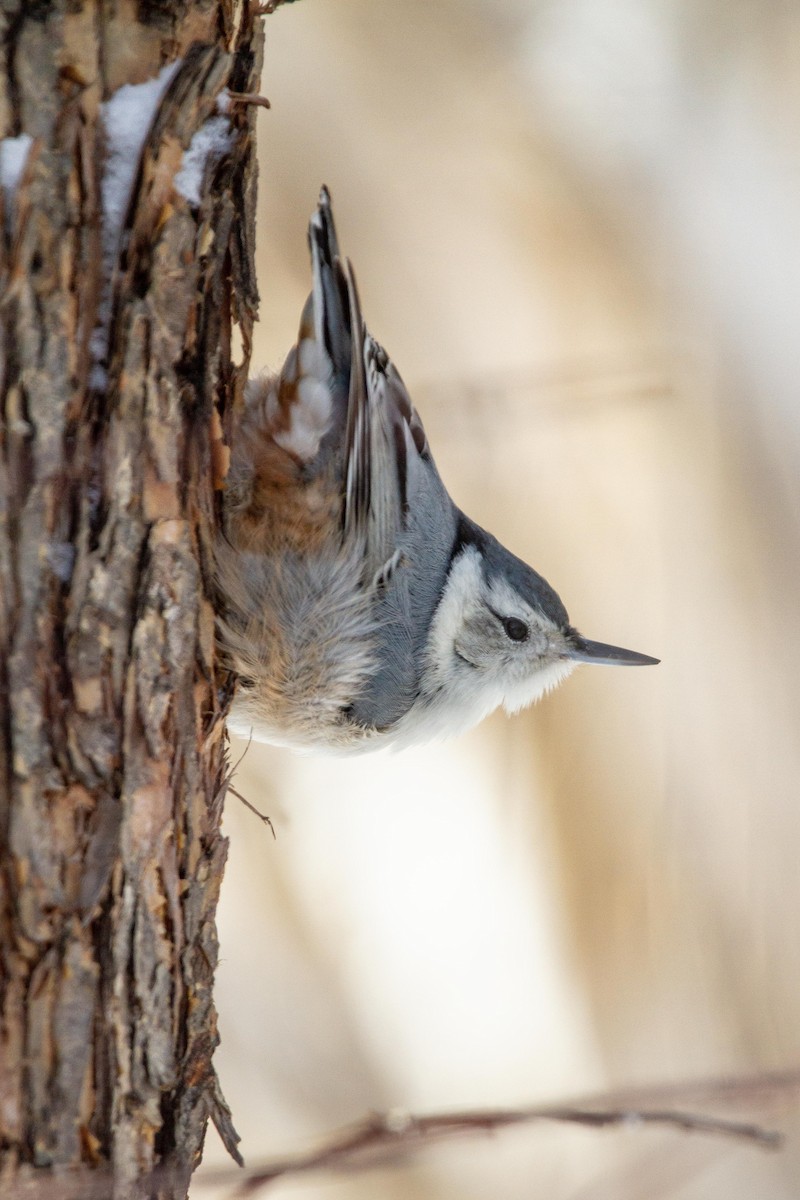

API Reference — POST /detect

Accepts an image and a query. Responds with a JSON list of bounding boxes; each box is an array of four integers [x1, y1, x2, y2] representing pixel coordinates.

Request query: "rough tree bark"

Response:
[[0, 3, 262, 1196]]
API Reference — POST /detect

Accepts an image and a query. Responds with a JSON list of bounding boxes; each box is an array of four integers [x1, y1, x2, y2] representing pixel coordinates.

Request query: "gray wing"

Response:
[[344, 318, 459, 729], [309, 188, 459, 729], [342, 293, 424, 585]]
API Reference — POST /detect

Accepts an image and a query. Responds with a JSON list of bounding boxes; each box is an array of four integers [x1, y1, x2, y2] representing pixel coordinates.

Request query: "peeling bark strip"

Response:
[[0, 4, 262, 1197]]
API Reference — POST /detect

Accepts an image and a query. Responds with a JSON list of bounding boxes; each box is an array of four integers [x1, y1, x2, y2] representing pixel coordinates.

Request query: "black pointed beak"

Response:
[[568, 637, 660, 667]]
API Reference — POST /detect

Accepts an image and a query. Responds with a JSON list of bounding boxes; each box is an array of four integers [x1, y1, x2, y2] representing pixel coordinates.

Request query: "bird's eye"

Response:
[[502, 616, 529, 642]]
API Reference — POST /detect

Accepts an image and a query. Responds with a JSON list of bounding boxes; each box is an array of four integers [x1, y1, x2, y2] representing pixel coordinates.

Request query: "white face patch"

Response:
[[425, 547, 485, 676], [415, 545, 575, 738], [501, 657, 577, 713]]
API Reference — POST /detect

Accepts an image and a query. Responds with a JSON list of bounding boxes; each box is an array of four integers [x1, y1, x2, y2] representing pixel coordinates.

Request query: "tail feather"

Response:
[[308, 190, 373, 546], [308, 185, 351, 382]]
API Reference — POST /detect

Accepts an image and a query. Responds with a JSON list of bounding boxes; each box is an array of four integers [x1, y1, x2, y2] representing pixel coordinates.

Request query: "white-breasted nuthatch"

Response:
[[216, 187, 658, 752]]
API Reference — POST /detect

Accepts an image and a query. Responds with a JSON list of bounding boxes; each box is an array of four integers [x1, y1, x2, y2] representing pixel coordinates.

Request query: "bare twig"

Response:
[[225, 730, 276, 836], [228, 1109, 778, 1196], [188, 1069, 800, 1196], [229, 785, 276, 839], [227, 91, 272, 109]]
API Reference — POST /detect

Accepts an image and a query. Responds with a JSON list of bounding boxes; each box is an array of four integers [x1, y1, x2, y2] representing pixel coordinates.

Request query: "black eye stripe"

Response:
[[502, 616, 529, 642]]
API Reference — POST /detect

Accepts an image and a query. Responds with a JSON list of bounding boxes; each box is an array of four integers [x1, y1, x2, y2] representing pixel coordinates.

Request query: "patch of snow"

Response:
[[90, 59, 182, 391], [0, 133, 33, 228], [101, 60, 181, 265], [174, 115, 234, 206], [48, 541, 76, 583]]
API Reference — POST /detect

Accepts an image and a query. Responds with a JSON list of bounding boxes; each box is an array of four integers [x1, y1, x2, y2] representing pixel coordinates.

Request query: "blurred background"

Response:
[[197, 2, 800, 1196]]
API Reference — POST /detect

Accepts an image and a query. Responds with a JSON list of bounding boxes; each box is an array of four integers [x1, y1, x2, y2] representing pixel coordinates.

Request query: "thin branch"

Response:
[[228, 785, 276, 838], [227, 91, 272, 109], [224, 729, 277, 837], [189, 1069, 800, 1196], [228, 1109, 778, 1196]]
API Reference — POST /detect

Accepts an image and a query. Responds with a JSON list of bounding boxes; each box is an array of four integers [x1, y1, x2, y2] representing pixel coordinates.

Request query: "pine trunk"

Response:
[[0, 3, 262, 1196]]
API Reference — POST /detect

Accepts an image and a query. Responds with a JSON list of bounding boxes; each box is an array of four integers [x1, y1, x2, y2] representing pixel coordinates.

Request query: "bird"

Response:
[[215, 187, 658, 752]]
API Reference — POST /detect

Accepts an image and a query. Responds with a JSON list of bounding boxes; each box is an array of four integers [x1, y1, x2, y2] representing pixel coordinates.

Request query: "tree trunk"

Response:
[[0, 4, 262, 1196]]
